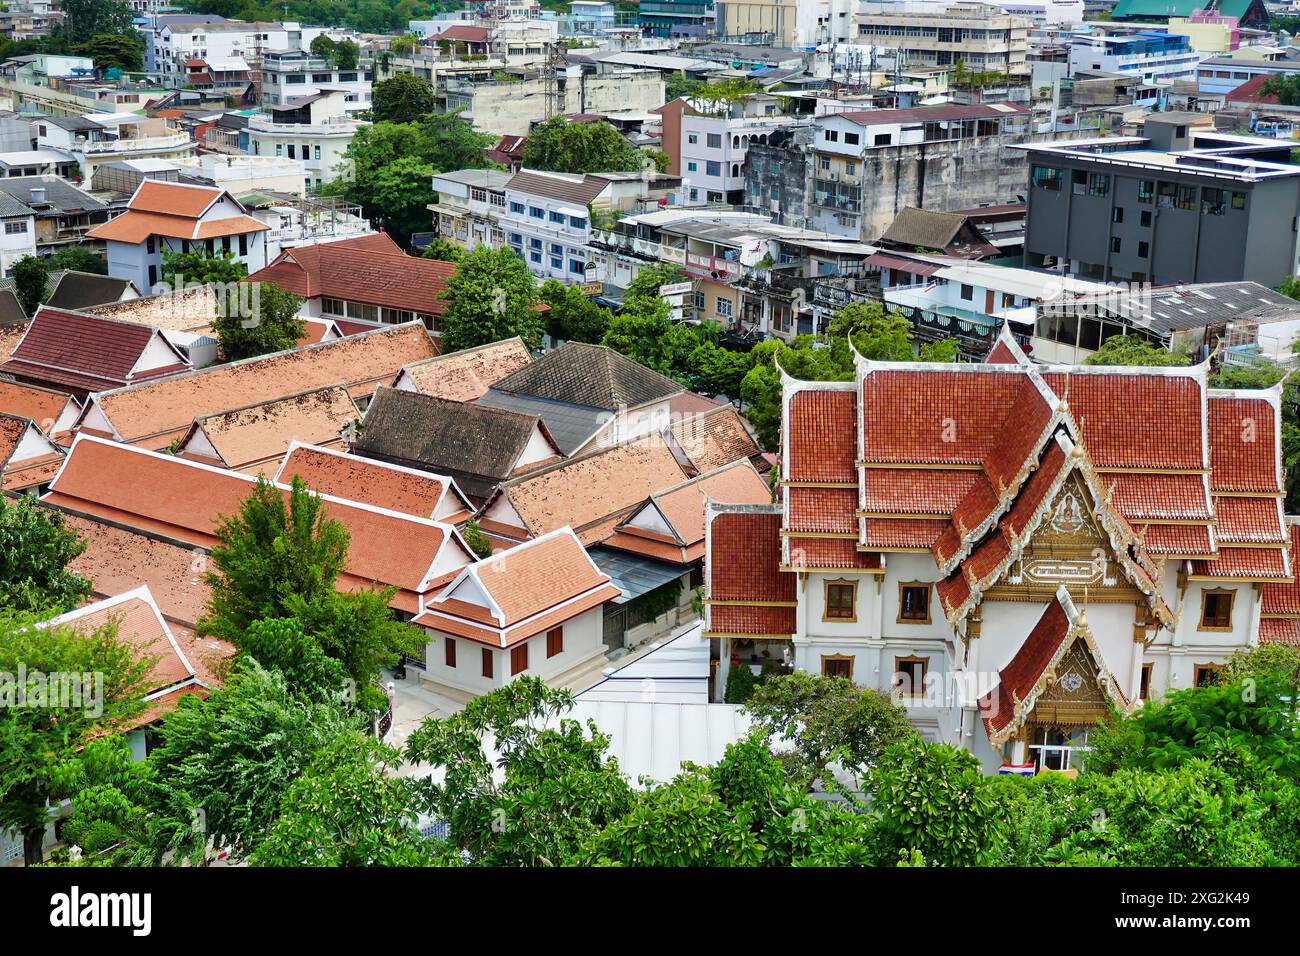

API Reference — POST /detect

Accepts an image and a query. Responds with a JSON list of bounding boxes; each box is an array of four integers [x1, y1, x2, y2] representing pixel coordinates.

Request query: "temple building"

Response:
[[703, 327, 1296, 773]]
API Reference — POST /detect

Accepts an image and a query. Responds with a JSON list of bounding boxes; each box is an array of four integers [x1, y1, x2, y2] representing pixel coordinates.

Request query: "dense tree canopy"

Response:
[[371, 73, 438, 124], [439, 245, 544, 352], [0, 496, 92, 614], [521, 117, 649, 175], [213, 282, 304, 361]]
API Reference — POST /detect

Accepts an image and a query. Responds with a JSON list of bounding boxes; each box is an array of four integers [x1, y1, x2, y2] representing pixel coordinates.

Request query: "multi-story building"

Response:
[[1068, 31, 1202, 85], [638, 0, 715, 38], [149, 19, 339, 90], [259, 49, 374, 114], [714, 0, 856, 48], [855, 1, 1032, 77], [428, 169, 512, 251], [33, 112, 194, 182], [657, 97, 801, 205], [501, 168, 683, 285], [1020, 115, 1300, 286], [754, 102, 1060, 240], [245, 90, 367, 193], [704, 329, 1298, 770]]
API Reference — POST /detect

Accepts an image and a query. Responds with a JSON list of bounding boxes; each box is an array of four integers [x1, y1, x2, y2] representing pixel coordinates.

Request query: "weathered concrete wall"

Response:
[[462, 72, 665, 137], [842, 129, 1098, 240]]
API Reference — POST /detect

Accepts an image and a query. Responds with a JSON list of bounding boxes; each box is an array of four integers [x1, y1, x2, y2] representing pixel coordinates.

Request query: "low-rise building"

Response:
[[0, 176, 112, 260], [1068, 30, 1202, 85], [428, 168, 511, 252], [85, 179, 270, 292], [854, 1, 1032, 77], [245, 90, 367, 192], [259, 49, 374, 114]]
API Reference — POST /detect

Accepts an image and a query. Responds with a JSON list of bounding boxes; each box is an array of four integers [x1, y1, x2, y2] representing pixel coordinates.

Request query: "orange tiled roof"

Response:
[[1260, 618, 1300, 645], [275, 443, 471, 523], [1213, 496, 1287, 545], [605, 460, 770, 563], [398, 337, 533, 402], [1262, 525, 1300, 615], [87, 209, 268, 244], [42, 436, 472, 609], [491, 434, 688, 542], [704, 504, 795, 638], [0, 380, 79, 432], [179, 385, 358, 473], [669, 405, 764, 474], [82, 323, 438, 449], [247, 239, 457, 316], [787, 387, 856, 482], [1190, 547, 1292, 581], [1208, 393, 1284, 494], [786, 485, 856, 535], [416, 527, 618, 647]]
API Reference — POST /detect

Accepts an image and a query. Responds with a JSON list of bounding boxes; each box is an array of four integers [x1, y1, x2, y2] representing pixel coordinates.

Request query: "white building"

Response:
[[0, 189, 37, 277], [1068, 32, 1203, 86], [679, 109, 800, 205], [245, 90, 367, 192], [411, 527, 621, 699], [85, 180, 270, 293], [151, 20, 339, 89], [704, 328, 1298, 773], [259, 49, 374, 114]]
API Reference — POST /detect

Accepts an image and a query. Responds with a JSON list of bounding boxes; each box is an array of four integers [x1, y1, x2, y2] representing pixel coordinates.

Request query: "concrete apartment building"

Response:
[[259, 49, 374, 114], [148, 19, 340, 89], [744, 102, 1087, 240], [713, 0, 857, 49], [1020, 115, 1300, 287], [657, 97, 800, 205], [246, 90, 366, 192], [854, 1, 1032, 77], [1068, 31, 1202, 85]]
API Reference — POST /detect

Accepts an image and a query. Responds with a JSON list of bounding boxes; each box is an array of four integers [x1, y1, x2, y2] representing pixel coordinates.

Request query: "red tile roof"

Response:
[[1208, 393, 1283, 494], [275, 442, 472, 523], [247, 237, 457, 316], [415, 527, 619, 647], [704, 504, 795, 638], [86, 181, 268, 245], [43, 436, 473, 612], [0, 307, 190, 393], [82, 322, 437, 449], [397, 337, 533, 402], [786, 386, 856, 482], [1190, 547, 1292, 581]]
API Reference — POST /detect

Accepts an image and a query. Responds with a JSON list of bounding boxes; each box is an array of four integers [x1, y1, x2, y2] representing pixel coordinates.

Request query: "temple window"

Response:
[[823, 580, 856, 621], [898, 583, 932, 624], [821, 654, 853, 679], [894, 656, 928, 697], [1198, 589, 1234, 631]]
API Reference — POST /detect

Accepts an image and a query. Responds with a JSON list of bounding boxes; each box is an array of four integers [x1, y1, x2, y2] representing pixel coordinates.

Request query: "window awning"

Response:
[[588, 546, 686, 605], [866, 252, 943, 276]]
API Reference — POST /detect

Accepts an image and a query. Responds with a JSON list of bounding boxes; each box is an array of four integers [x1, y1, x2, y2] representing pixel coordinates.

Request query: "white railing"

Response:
[[81, 132, 191, 153]]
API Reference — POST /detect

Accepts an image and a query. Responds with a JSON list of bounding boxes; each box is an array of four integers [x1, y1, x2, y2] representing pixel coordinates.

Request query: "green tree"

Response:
[[11, 254, 47, 317], [331, 38, 360, 70], [49, 245, 106, 275], [251, 731, 435, 866], [538, 278, 611, 344], [439, 245, 543, 352], [460, 518, 493, 559], [665, 74, 703, 101], [147, 661, 362, 858], [198, 475, 350, 646], [405, 677, 635, 865], [1084, 334, 1190, 367], [59, 0, 134, 46], [0, 611, 153, 864], [369, 155, 437, 241], [521, 116, 646, 174], [869, 738, 1006, 866], [74, 32, 144, 72], [744, 672, 917, 791], [371, 72, 437, 124], [625, 262, 686, 300], [0, 495, 92, 614], [159, 247, 248, 288], [421, 237, 465, 263], [213, 281, 305, 360], [237, 616, 347, 702], [827, 300, 914, 360], [310, 34, 337, 60]]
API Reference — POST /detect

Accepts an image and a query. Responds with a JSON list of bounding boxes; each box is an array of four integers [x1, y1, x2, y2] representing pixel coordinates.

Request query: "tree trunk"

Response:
[[23, 827, 44, 867]]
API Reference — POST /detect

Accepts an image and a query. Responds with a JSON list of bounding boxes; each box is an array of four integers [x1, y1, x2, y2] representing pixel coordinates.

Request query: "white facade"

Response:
[[246, 118, 361, 191], [680, 112, 798, 203], [260, 50, 374, 113], [502, 182, 596, 285], [0, 208, 37, 276], [1068, 35, 1203, 85], [153, 21, 338, 88]]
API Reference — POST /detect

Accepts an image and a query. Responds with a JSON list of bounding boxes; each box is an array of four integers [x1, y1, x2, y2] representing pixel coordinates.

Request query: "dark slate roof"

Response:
[[45, 271, 133, 311], [0, 288, 24, 326], [490, 341, 682, 412], [0, 176, 107, 213], [41, 115, 104, 132], [0, 190, 33, 218], [353, 386, 556, 501], [475, 389, 610, 456], [880, 207, 967, 249]]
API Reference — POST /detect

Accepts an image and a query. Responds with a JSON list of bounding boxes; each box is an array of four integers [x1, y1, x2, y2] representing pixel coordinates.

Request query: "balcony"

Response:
[[80, 132, 192, 154]]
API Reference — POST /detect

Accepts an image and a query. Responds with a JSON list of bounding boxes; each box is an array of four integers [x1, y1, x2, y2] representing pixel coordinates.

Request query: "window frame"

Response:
[[897, 582, 932, 624], [822, 578, 857, 622], [893, 655, 928, 698], [1193, 663, 1224, 687], [444, 636, 456, 668], [510, 643, 529, 676], [1198, 588, 1234, 631], [481, 647, 493, 679], [820, 654, 854, 679]]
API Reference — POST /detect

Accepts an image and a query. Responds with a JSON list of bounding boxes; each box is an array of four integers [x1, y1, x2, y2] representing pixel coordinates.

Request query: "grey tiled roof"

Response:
[[491, 341, 682, 412]]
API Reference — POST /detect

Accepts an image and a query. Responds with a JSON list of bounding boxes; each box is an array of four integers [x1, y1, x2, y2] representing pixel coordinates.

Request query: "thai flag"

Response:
[[998, 763, 1036, 776], [922, 279, 938, 294]]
